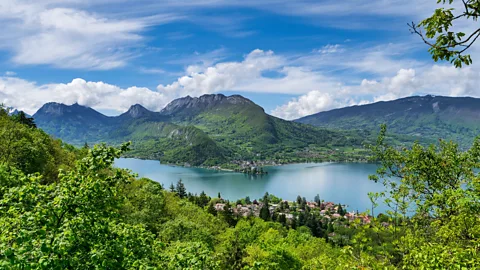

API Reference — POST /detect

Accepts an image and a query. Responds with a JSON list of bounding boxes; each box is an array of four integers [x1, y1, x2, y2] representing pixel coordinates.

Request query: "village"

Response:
[[214, 197, 372, 224]]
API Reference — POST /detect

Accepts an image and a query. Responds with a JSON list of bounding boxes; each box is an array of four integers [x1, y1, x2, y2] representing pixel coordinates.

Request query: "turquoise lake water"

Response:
[[114, 159, 388, 213]]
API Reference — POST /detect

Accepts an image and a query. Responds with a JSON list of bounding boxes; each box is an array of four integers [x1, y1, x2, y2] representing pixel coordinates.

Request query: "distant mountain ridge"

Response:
[[33, 94, 367, 166], [296, 95, 480, 147], [160, 94, 255, 116]]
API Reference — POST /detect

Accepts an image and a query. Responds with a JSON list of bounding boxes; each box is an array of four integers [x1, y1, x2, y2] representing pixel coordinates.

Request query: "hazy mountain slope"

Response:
[[296, 95, 480, 147], [33, 102, 112, 143]]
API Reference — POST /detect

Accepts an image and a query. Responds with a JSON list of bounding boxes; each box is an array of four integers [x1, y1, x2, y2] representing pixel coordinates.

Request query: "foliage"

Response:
[[409, 0, 480, 67], [11, 111, 37, 128], [0, 143, 159, 269], [33, 95, 373, 167], [366, 124, 480, 268], [3, 113, 480, 269], [0, 106, 81, 183], [297, 95, 480, 149]]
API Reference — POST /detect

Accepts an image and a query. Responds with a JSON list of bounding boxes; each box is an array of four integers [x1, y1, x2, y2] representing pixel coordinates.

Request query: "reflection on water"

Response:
[[115, 159, 387, 213]]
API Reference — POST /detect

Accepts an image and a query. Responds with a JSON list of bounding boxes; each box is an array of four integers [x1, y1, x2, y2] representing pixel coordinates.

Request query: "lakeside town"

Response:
[[214, 195, 372, 225]]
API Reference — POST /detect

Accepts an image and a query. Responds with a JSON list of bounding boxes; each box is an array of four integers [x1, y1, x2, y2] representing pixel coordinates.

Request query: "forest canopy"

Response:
[[0, 107, 479, 269]]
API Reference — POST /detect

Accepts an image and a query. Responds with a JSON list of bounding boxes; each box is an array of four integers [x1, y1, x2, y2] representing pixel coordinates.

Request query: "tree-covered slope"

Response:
[[33, 102, 113, 143], [3, 106, 480, 268], [33, 94, 369, 165], [33, 103, 226, 165], [160, 94, 365, 160], [296, 95, 480, 147]]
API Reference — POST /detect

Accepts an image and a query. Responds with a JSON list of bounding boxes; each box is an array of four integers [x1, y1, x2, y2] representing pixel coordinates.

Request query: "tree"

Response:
[[278, 213, 287, 226], [260, 193, 271, 221], [169, 183, 175, 193], [262, 192, 270, 204], [290, 217, 297, 229], [221, 201, 236, 226], [0, 143, 159, 269], [296, 195, 302, 205], [300, 197, 307, 210], [187, 192, 195, 203], [218, 192, 221, 199], [197, 191, 210, 208], [297, 212, 305, 227], [176, 179, 187, 199], [314, 194, 321, 205], [337, 204, 346, 216], [207, 202, 217, 216], [12, 111, 36, 128], [366, 124, 480, 268], [259, 204, 270, 221], [245, 196, 251, 205], [409, 0, 480, 67]]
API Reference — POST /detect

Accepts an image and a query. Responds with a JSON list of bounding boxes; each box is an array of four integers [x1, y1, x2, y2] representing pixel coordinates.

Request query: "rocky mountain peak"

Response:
[[124, 104, 152, 118], [34, 102, 69, 116], [160, 94, 254, 115]]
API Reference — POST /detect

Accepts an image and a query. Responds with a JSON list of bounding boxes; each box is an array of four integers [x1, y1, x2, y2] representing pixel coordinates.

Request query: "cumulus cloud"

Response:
[[271, 66, 480, 120], [157, 49, 286, 96], [2, 45, 480, 120], [0, 77, 170, 115], [158, 49, 346, 96], [271, 91, 343, 120]]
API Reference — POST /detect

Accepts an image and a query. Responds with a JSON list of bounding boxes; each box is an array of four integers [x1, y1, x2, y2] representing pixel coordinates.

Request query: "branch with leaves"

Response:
[[409, 0, 480, 67]]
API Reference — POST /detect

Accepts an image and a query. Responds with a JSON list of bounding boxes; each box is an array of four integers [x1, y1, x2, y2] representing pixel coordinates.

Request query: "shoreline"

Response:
[[119, 156, 374, 173]]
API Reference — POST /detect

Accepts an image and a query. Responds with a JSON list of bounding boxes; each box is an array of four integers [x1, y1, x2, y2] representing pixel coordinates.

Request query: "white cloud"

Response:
[[2, 45, 480, 121], [314, 44, 343, 54], [271, 91, 342, 120], [4, 71, 16, 76], [139, 67, 166, 74], [0, 77, 170, 115], [271, 66, 480, 120], [0, 0, 179, 70], [157, 49, 286, 96]]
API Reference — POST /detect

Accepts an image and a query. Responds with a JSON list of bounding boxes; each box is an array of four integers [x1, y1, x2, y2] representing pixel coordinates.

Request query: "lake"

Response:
[[114, 159, 387, 213]]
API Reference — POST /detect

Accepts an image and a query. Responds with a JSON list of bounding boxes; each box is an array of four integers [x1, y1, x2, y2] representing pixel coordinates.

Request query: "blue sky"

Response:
[[1, 0, 479, 119]]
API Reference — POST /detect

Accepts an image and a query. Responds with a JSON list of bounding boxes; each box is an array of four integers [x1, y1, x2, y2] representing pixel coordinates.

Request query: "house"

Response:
[[356, 215, 372, 224], [323, 202, 335, 210], [307, 202, 317, 208], [345, 212, 356, 221], [215, 203, 226, 211]]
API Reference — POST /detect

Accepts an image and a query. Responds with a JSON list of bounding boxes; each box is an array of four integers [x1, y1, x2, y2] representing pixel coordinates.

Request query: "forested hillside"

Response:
[[297, 95, 480, 148], [2, 105, 480, 269], [33, 94, 372, 167]]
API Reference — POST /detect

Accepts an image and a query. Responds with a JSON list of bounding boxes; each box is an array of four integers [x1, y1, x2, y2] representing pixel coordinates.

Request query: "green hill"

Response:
[[159, 94, 364, 160], [296, 95, 480, 148], [33, 94, 369, 166], [33, 103, 226, 165]]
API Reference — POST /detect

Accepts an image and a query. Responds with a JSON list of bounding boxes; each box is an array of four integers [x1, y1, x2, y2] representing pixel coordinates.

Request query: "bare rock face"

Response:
[[123, 104, 152, 118], [160, 94, 254, 116], [33, 102, 110, 125], [35, 102, 68, 116], [34, 102, 97, 117]]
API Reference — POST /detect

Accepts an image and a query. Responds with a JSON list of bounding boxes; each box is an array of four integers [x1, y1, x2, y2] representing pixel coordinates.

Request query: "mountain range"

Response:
[[33, 94, 480, 166], [296, 95, 480, 147], [33, 94, 367, 166]]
